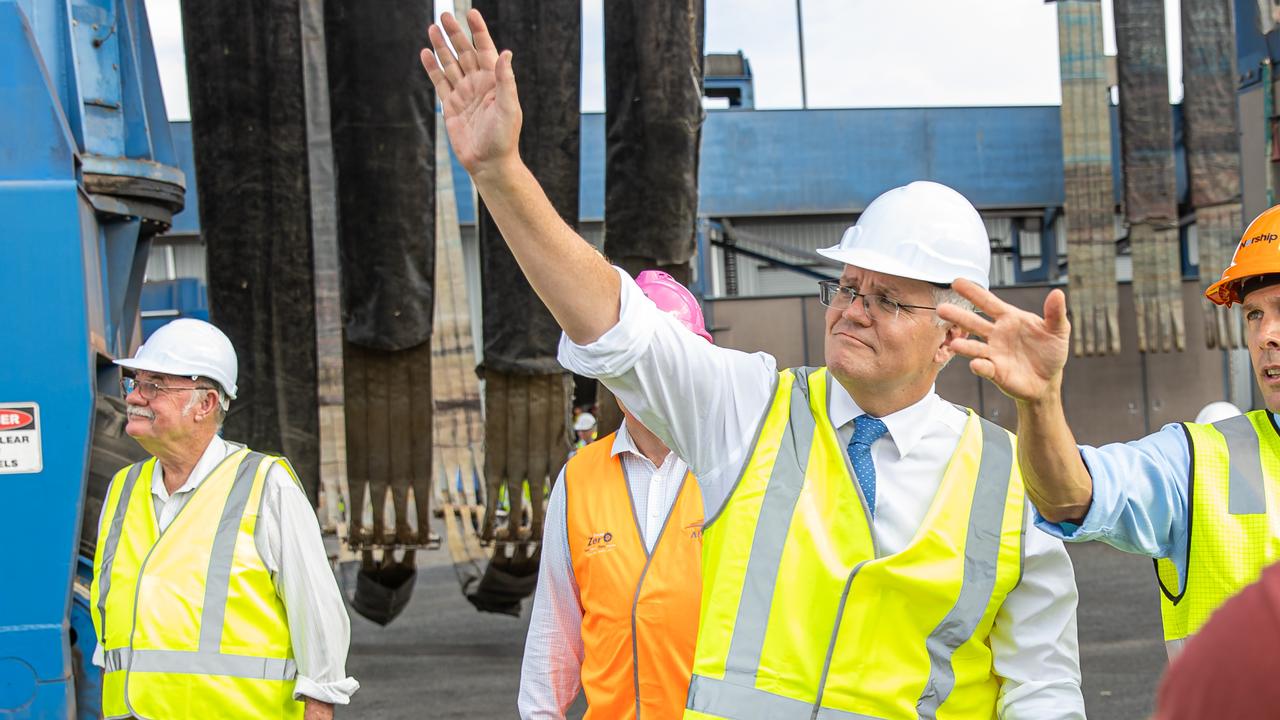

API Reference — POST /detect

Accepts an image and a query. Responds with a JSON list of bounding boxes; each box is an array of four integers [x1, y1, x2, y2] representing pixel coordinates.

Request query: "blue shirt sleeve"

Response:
[[1033, 422, 1191, 591]]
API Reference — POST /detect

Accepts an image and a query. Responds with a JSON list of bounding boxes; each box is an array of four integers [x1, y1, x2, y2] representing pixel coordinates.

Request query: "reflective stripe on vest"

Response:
[[686, 367, 1025, 720], [93, 460, 148, 650], [91, 449, 302, 720], [1156, 411, 1280, 650], [102, 647, 297, 680], [566, 433, 704, 719]]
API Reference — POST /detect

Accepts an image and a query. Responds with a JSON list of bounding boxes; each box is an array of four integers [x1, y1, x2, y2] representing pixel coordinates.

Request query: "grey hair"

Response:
[[932, 286, 974, 328], [183, 379, 230, 428], [932, 285, 975, 369]]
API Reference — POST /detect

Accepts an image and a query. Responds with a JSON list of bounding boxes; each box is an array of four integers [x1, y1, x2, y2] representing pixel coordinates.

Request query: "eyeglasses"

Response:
[[120, 376, 214, 401], [817, 280, 937, 321]]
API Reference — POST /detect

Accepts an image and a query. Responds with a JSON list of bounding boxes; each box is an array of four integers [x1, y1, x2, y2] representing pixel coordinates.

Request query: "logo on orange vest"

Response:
[[685, 518, 704, 541], [584, 531, 616, 556]]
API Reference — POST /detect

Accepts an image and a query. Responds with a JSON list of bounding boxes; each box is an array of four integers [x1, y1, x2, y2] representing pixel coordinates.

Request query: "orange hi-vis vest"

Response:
[[565, 433, 704, 720]]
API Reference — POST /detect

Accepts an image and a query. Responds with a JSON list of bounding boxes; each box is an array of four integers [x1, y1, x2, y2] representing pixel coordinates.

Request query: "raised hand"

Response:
[[938, 279, 1072, 405], [419, 10, 520, 176]]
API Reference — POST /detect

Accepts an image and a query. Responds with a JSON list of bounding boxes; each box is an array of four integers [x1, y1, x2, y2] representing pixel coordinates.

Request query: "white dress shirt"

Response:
[[554, 267, 1085, 719], [92, 435, 359, 705], [518, 421, 690, 720]]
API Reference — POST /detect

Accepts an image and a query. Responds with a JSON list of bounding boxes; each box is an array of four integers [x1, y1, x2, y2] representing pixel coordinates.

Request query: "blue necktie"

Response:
[[847, 414, 888, 516]]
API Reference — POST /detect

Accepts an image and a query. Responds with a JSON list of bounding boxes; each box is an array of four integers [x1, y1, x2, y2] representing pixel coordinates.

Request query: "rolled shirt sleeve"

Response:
[[1033, 423, 1191, 591], [258, 464, 360, 704], [557, 266, 777, 517]]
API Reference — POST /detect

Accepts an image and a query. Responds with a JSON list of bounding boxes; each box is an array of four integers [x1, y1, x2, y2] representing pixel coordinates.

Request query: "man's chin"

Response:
[[124, 418, 153, 437]]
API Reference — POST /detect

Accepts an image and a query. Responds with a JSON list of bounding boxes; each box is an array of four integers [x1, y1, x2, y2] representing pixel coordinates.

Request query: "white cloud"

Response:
[[143, 0, 189, 120]]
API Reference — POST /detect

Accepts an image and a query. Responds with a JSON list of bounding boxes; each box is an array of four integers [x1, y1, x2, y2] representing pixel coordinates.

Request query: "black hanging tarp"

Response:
[[180, 0, 320, 501], [325, 0, 436, 352], [1114, 0, 1185, 352], [603, 0, 705, 278], [1182, 0, 1245, 349], [473, 0, 582, 373]]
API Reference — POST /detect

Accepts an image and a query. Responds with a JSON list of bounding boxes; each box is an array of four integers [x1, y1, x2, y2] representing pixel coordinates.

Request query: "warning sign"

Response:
[[0, 403, 42, 474]]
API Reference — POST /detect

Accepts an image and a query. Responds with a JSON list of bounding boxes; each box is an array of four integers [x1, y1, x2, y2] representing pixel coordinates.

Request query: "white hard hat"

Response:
[[115, 318, 239, 399], [573, 413, 597, 432], [1195, 401, 1242, 425], [816, 181, 991, 289]]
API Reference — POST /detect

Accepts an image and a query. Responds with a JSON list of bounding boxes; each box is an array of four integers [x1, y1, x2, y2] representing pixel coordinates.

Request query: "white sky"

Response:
[[145, 0, 1183, 122]]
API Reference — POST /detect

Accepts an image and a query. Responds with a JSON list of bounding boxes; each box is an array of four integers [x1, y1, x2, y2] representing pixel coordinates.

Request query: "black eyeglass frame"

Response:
[[816, 280, 939, 319], [120, 376, 216, 400]]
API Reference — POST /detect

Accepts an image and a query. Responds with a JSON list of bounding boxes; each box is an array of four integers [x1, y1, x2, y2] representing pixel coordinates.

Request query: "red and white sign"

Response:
[[0, 403, 41, 474]]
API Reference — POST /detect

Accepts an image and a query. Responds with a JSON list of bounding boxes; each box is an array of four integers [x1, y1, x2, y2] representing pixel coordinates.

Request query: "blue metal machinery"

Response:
[[0, 0, 183, 716]]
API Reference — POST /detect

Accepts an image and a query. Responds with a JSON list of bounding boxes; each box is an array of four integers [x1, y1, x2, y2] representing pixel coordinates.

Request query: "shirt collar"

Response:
[[611, 420, 638, 458], [151, 435, 229, 501], [827, 377, 942, 459], [610, 419, 678, 468]]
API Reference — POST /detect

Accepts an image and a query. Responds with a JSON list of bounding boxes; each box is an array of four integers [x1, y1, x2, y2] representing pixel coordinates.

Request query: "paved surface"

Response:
[[344, 540, 1166, 719]]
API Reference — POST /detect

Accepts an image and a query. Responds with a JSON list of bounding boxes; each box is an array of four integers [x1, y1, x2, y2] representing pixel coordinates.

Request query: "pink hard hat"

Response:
[[635, 270, 713, 343]]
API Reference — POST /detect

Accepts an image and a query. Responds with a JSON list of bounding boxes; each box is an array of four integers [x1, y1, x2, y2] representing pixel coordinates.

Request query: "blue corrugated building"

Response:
[[150, 93, 1188, 306]]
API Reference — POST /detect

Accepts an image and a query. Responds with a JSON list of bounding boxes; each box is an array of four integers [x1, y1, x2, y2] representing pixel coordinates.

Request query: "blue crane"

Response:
[[0, 0, 183, 716]]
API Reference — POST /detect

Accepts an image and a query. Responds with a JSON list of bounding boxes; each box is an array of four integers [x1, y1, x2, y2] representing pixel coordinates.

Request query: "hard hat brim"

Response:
[[815, 246, 989, 290], [1204, 275, 1237, 306], [114, 357, 238, 399]]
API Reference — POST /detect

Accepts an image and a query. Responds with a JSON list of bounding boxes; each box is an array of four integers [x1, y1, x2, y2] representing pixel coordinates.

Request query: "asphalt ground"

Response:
[[343, 540, 1167, 719]]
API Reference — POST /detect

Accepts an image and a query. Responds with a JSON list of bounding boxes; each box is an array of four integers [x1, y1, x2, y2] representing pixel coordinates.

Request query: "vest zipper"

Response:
[[628, 472, 694, 719], [810, 560, 869, 720]]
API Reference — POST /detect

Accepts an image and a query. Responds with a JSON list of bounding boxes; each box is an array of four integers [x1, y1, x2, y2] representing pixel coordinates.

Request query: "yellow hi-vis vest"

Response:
[[685, 368, 1026, 720], [90, 448, 304, 720], [1155, 410, 1280, 656]]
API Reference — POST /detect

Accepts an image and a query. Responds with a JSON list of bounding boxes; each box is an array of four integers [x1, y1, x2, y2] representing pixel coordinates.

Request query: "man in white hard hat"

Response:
[[1194, 401, 1243, 425], [89, 319, 357, 720], [572, 412, 597, 449], [421, 11, 1083, 719]]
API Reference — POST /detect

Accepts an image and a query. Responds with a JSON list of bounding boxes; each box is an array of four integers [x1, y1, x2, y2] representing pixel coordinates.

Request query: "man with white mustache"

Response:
[[89, 318, 357, 719]]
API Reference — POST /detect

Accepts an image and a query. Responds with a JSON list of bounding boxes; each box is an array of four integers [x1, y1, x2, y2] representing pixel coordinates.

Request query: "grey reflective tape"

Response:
[[1165, 637, 1187, 660], [199, 452, 268, 652], [129, 648, 296, 680], [722, 369, 817, 680], [686, 675, 888, 720], [103, 647, 131, 673], [915, 416, 1014, 719], [686, 674, 815, 720], [1216, 415, 1266, 515], [97, 461, 148, 646], [814, 707, 888, 720], [813, 561, 867, 715]]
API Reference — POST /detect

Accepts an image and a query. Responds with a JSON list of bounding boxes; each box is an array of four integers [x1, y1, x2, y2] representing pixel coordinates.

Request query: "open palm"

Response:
[[939, 279, 1072, 403], [419, 10, 521, 175]]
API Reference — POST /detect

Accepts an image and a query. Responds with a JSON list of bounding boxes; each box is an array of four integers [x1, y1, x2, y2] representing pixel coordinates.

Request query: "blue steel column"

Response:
[[0, 0, 182, 717]]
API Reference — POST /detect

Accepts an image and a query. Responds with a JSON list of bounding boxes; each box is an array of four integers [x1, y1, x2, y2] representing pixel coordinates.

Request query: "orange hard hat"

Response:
[[1206, 205, 1280, 306]]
